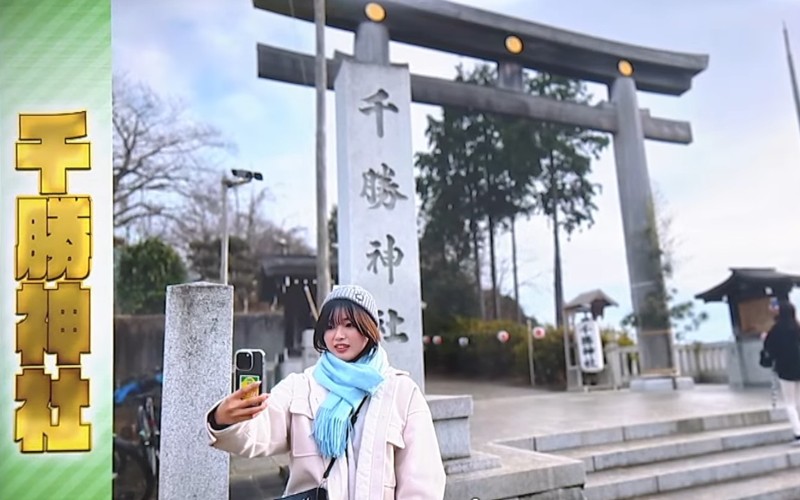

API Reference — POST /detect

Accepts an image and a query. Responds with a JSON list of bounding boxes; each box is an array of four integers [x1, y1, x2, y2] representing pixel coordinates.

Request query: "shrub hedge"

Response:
[[423, 317, 634, 389]]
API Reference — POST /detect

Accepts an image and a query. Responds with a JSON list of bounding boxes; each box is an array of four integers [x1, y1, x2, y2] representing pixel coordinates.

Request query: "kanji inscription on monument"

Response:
[[366, 234, 403, 284], [360, 163, 408, 209], [378, 308, 409, 343], [359, 88, 398, 138]]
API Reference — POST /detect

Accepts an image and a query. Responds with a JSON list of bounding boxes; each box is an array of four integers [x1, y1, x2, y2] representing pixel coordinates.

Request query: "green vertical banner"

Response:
[[0, 1, 113, 499]]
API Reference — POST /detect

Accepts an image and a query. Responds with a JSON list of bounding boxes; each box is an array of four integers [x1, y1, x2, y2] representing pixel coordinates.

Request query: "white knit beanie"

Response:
[[322, 284, 379, 326]]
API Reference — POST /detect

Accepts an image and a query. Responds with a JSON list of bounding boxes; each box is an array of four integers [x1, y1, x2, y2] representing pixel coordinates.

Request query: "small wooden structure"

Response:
[[562, 289, 618, 391], [564, 289, 619, 320], [695, 267, 800, 387], [696, 267, 800, 335], [258, 255, 338, 354]]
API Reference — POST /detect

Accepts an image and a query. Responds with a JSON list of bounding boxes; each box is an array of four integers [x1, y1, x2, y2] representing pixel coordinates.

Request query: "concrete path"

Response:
[[227, 376, 777, 499], [461, 379, 774, 446]]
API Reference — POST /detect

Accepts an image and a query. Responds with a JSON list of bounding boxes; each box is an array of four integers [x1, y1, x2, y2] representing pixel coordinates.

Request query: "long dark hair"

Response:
[[775, 300, 800, 330]]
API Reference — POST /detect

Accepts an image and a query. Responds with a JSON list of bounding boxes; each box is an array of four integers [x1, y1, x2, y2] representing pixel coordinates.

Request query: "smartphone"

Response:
[[233, 348, 266, 400]]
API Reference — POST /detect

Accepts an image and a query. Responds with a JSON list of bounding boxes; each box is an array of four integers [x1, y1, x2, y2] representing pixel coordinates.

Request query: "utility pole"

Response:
[[784, 22, 800, 136], [314, 0, 332, 305], [511, 215, 521, 323], [220, 178, 229, 285]]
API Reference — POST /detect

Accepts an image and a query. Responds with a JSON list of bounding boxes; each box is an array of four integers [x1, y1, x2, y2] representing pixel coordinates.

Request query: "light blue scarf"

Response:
[[312, 345, 388, 458]]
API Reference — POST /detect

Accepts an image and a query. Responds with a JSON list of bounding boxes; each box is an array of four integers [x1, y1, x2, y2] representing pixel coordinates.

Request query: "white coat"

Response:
[[205, 365, 446, 500]]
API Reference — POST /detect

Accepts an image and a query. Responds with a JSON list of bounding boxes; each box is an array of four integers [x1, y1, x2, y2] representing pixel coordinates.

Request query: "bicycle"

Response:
[[114, 434, 154, 500], [113, 371, 162, 500]]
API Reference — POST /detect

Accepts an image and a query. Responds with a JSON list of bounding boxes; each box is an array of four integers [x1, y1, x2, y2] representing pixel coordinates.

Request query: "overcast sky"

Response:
[[112, 0, 800, 342]]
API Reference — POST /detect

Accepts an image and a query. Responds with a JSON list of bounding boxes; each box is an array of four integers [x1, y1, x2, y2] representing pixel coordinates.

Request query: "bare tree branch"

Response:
[[113, 73, 235, 232]]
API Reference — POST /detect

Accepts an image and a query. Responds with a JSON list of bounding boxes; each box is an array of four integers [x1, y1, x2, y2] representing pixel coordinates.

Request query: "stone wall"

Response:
[[114, 312, 285, 383]]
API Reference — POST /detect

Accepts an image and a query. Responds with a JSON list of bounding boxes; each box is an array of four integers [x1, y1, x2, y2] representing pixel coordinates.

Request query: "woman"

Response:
[[205, 284, 446, 499], [763, 299, 800, 444]]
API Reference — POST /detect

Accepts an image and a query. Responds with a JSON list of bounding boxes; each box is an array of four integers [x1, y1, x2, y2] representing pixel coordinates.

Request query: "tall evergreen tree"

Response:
[[416, 63, 608, 326], [525, 74, 609, 327], [116, 238, 187, 314]]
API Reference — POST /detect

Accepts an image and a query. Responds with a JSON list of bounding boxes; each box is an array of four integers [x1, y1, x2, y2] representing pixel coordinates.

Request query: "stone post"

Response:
[[301, 328, 319, 369], [605, 341, 621, 390], [158, 282, 233, 500]]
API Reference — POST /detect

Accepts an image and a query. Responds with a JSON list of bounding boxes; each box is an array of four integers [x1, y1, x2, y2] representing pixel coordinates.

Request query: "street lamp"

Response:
[[220, 168, 263, 285]]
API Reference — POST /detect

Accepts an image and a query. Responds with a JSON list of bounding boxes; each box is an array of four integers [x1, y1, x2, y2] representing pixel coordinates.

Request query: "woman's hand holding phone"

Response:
[[213, 382, 270, 426]]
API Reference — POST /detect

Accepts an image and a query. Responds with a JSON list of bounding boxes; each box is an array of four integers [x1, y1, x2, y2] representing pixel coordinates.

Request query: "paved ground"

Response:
[[227, 375, 777, 499]]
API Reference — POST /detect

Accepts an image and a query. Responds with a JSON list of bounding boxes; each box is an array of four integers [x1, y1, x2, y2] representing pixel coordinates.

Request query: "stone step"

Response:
[[560, 422, 792, 472], [639, 467, 800, 500], [515, 408, 785, 453], [583, 441, 800, 500]]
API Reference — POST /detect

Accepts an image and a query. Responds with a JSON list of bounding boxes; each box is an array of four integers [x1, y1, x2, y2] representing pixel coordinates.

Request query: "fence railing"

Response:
[[604, 341, 731, 388]]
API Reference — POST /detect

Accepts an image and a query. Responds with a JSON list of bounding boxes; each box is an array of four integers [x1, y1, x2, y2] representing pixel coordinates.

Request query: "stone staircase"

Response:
[[501, 407, 800, 499]]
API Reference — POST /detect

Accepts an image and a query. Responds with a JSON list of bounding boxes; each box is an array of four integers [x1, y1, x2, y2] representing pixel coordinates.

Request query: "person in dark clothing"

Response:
[[763, 300, 800, 443]]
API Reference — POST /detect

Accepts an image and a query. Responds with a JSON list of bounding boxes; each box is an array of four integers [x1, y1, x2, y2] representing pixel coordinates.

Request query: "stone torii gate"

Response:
[[253, 0, 708, 390]]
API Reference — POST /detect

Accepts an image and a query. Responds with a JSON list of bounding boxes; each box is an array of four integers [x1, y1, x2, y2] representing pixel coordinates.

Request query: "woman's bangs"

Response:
[[326, 301, 356, 327]]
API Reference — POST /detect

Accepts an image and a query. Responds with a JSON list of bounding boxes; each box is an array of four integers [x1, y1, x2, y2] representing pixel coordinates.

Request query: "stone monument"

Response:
[[334, 29, 424, 389]]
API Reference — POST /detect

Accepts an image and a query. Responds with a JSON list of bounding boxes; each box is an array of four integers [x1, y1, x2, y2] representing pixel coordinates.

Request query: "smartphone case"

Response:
[[233, 348, 266, 399]]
